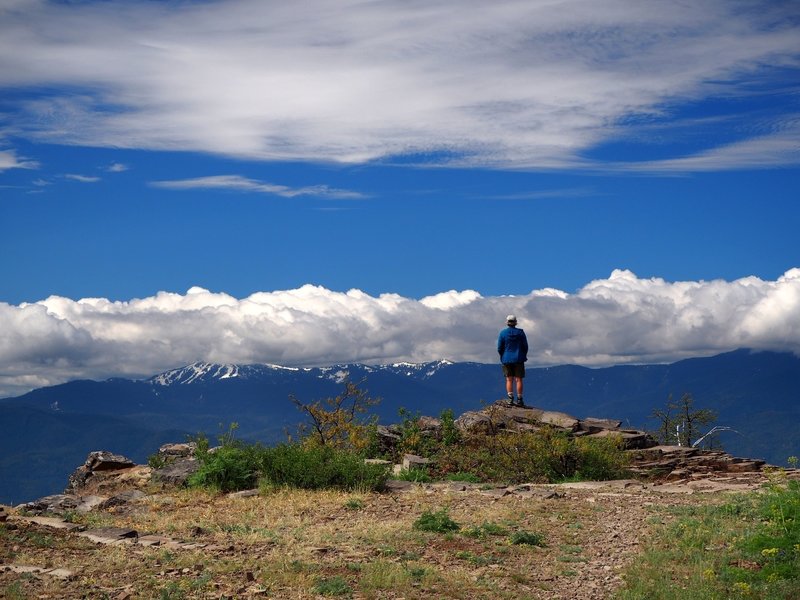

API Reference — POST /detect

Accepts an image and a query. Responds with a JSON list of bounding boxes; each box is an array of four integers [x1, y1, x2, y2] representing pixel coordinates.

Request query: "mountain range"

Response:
[[2, 348, 798, 504]]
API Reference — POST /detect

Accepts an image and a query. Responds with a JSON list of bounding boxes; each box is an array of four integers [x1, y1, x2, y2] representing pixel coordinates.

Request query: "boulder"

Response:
[[98, 490, 146, 510], [65, 451, 136, 494], [454, 410, 496, 435], [16, 493, 110, 515], [538, 410, 580, 431], [455, 410, 494, 433], [18, 495, 79, 515], [585, 428, 657, 449], [454, 401, 580, 434], [578, 417, 623, 433], [152, 457, 199, 487], [156, 442, 197, 463], [416, 416, 442, 434]]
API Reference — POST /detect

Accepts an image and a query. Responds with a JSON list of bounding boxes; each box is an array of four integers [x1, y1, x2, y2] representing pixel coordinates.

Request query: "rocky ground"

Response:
[[0, 468, 784, 600], [3, 400, 795, 599]]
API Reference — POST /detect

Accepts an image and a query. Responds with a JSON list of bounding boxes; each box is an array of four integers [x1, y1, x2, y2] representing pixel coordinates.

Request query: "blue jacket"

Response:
[[497, 326, 528, 364]]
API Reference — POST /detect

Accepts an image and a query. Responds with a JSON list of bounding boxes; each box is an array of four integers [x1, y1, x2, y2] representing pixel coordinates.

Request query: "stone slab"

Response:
[[10, 515, 83, 531], [0, 565, 76, 580], [228, 489, 259, 499], [78, 527, 138, 544]]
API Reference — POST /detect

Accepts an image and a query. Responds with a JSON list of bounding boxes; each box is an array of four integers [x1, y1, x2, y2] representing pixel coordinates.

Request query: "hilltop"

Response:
[[3, 400, 797, 598], [2, 349, 800, 504]]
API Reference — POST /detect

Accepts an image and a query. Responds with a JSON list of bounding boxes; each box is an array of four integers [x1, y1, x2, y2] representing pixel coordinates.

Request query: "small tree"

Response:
[[651, 400, 675, 446], [651, 393, 717, 447], [290, 379, 380, 453]]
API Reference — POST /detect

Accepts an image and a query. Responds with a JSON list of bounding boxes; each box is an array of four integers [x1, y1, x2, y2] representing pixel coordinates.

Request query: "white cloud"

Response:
[[620, 121, 800, 172], [0, 1, 797, 170], [64, 173, 101, 183], [151, 175, 364, 199], [106, 162, 128, 173], [1, 269, 799, 397], [0, 149, 38, 171]]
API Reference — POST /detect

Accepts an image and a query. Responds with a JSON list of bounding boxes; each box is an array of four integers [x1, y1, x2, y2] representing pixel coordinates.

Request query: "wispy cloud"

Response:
[[106, 162, 128, 173], [1, 269, 799, 397], [0, 1, 797, 170], [0, 149, 38, 172], [151, 175, 364, 199], [482, 187, 596, 201], [64, 173, 101, 183], [618, 121, 800, 172]]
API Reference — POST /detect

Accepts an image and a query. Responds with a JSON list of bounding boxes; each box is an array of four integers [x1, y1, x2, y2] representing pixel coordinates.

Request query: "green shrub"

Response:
[[395, 408, 437, 458], [413, 508, 460, 533], [292, 382, 380, 454], [434, 428, 629, 484], [189, 441, 388, 493], [147, 453, 167, 469], [510, 531, 545, 546], [572, 434, 630, 480], [440, 408, 461, 446], [188, 443, 261, 492], [260, 443, 388, 491], [463, 521, 508, 538]]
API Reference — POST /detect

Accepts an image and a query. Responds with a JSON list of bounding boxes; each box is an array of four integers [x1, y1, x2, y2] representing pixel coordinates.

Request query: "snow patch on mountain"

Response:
[[149, 361, 302, 385], [389, 359, 454, 378], [150, 362, 234, 385], [149, 359, 456, 386]]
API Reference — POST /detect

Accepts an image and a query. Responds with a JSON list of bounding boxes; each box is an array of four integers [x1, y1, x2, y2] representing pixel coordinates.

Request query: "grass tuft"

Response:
[[413, 508, 460, 533], [617, 472, 800, 598], [510, 530, 546, 546], [313, 576, 352, 597]]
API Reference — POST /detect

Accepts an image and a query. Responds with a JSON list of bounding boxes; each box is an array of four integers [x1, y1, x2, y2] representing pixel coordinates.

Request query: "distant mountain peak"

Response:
[[387, 359, 455, 378], [149, 358, 458, 386], [150, 362, 241, 386]]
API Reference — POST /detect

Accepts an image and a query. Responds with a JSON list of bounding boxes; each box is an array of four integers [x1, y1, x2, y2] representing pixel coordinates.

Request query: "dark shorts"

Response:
[[502, 363, 525, 378]]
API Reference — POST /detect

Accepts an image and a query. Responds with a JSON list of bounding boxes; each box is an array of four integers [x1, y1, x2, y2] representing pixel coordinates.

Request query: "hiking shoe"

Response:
[[516, 398, 525, 407], [506, 393, 514, 401]]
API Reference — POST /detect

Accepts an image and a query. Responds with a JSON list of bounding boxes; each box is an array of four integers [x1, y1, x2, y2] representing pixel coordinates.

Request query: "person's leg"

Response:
[[505, 377, 514, 400], [516, 378, 524, 397]]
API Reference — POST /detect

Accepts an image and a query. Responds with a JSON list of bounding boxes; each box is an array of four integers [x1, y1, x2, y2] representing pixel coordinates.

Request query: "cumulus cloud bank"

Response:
[[2, 270, 799, 397], [0, 0, 798, 169]]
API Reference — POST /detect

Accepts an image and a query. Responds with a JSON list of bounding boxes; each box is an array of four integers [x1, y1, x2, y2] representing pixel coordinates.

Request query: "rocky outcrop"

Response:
[[19, 494, 89, 516], [15, 400, 784, 520], [65, 451, 137, 495], [151, 442, 200, 487], [448, 400, 656, 450], [628, 445, 768, 481], [152, 458, 199, 487]]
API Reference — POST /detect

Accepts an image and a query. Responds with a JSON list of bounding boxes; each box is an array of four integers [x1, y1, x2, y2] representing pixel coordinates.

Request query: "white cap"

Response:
[[506, 314, 517, 324]]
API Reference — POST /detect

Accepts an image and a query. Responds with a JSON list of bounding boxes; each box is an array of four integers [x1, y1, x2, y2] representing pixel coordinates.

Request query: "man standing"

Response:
[[497, 314, 528, 407]]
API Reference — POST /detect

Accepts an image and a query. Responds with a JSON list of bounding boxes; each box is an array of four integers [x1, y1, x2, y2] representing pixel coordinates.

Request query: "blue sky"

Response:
[[2, 147, 798, 304], [0, 0, 799, 395]]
